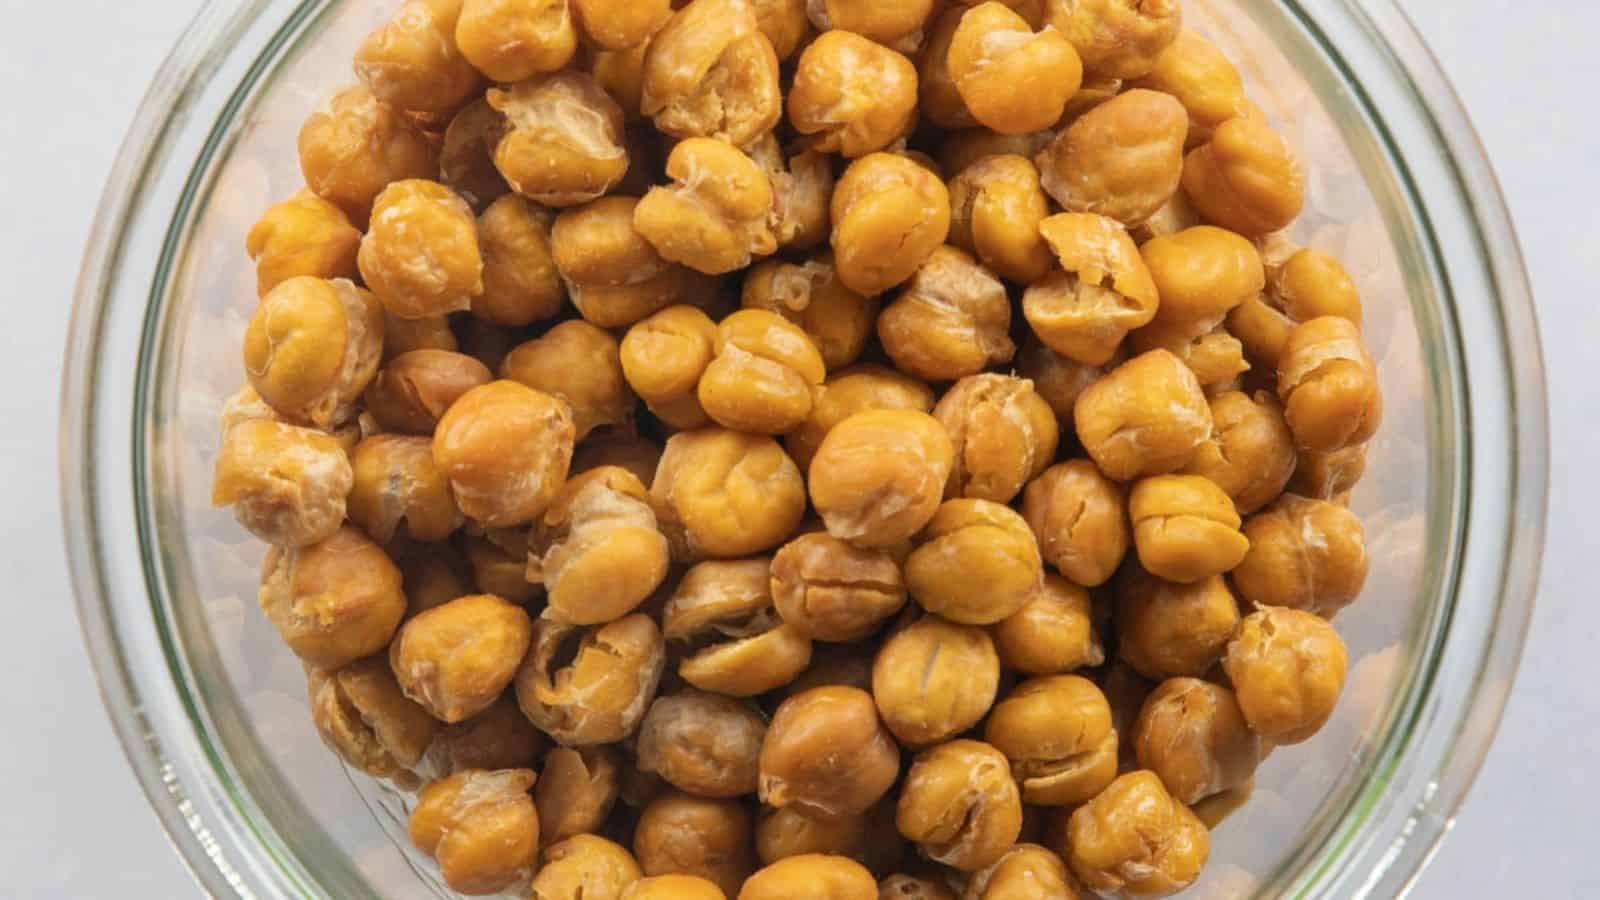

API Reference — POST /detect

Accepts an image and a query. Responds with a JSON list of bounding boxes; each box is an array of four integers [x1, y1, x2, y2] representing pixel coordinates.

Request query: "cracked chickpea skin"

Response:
[[536, 746, 622, 840], [948, 2, 1083, 135], [1224, 607, 1348, 744], [641, 0, 783, 145], [1045, 0, 1182, 80], [879, 246, 1015, 382], [663, 558, 813, 697], [636, 689, 766, 798], [410, 768, 542, 896], [246, 190, 362, 297], [760, 685, 901, 819], [786, 364, 935, 471], [770, 531, 906, 642], [651, 428, 807, 559], [531, 834, 643, 900], [621, 305, 720, 429], [488, 72, 629, 207], [1128, 474, 1249, 584], [1062, 770, 1209, 898], [298, 84, 440, 225], [809, 409, 954, 549], [789, 31, 919, 159], [213, 419, 354, 549], [390, 593, 534, 722], [985, 675, 1117, 806], [243, 276, 385, 429], [831, 153, 952, 296], [457, 0, 578, 83], [742, 257, 879, 371], [896, 740, 1022, 872], [502, 320, 635, 441], [1036, 89, 1188, 228], [934, 374, 1059, 503], [360, 179, 485, 320], [1025, 213, 1160, 366], [947, 154, 1054, 284], [515, 613, 667, 745], [635, 138, 778, 275], [433, 379, 576, 527], [872, 615, 1000, 747], [347, 434, 463, 543], [527, 466, 670, 625], [259, 527, 406, 670], [634, 793, 756, 895], [355, 0, 481, 116], [904, 500, 1044, 625], [698, 309, 827, 434]]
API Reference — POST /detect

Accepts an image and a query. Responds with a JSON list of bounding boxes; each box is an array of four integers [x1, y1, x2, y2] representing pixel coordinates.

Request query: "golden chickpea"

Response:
[[298, 85, 440, 225], [786, 365, 935, 472], [745, 136, 834, 252], [1128, 475, 1248, 583], [426, 694, 547, 774], [1116, 570, 1238, 680], [458, 0, 577, 82], [879, 247, 1014, 381], [937, 128, 1053, 179], [441, 98, 512, 213], [308, 655, 439, 780], [433, 380, 576, 527], [1045, 0, 1181, 79], [364, 349, 492, 435], [789, 31, 918, 159], [934, 374, 1059, 503], [949, 3, 1083, 135], [663, 558, 812, 695], [809, 0, 934, 46], [636, 690, 766, 798], [809, 410, 954, 549], [1181, 116, 1305, 237], [1133, 678, 1261, 805], [258, 528, 404, 668], [516, 614, 666, 744], [1021, 460, 1128, 588], [635, 139, 778, 275], [879, 875, 957, 900], [474, 194, 563, 327], [348, 434, 463, 543], [994, 574, 1104, 674], [947, 155, 1053, 284], [831, 153, 952, 295], [1178, 391, 1295, 515], [1016, 336, 1117, 424], [572, 0, 670, 50], [742, 258, 878, 372], [652, 429, 807, 559], [872, 615, 999, 746], [984, 675, 1116, 806], [1036, 90, 1188, 228], [963, 844, 1081, 900], [1288, 444, 1367, 500], [1277, 316, 1382, 453], [620, 305, 719, 429], [359, 180, 484, 321], [213, 420, 354, 549], [245, 190, 361, 297], [1062, 770, 1208, 898], [920, 9, 979, 130], [464, 529, 539, 603], [1130, 321, 1249, 389], [591, 43, 652, 121], [641, 0, 782, 144], [905, 500, 1043, 625], [760, 686, 900, 818], [1073, 349, 1213, 481], [553, 196, 700, 329], [771, 532, 906, 642], [1223, 607, 1347, 744], [627, 874, 730, 900], [527, 466, 670, 624], [391, 594, 533, 722], [536, 745, 622, 839], [243, 277, 385, 428], [1229, 247, 1362, 372], [411, 768, 541, 895], [489, 73, 629, 207], [1025, 213, 1160, 366], [503, 322, 634, 440], [1130, 30, 1249, 143], [752, 0, 810, 60], [1233, 494, 1367, 617], [1139, 226, 1263, 340], [533, 834, 644, 900], [355, 0, 481, 116], [634, 792, 756, 895], [572, 429, 664, 486], [897, 740, 1021, 872], [383, 311, 459, 362], [741, 854, 878, 900], [696, 309, 826, 434]]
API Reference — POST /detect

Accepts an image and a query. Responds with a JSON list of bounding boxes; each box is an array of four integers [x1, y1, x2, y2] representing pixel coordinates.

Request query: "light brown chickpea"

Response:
[[809, 410, 954, 549], [878, 246, 1014, 381], [949, 3, 1083, 135], [380, 312, 458, 365], [572, 0, 670, 50], [697, 309, 827, 434], [1073, 349, 1213, 481], [502, 321, 634, 441], [985, 675, 1116, 806], [1016, 336, 1119, 425], [1139, 226, 1264, 340], [1045, 0, 1181, 79], [488, 73, 629, 207], [536, 745, 623, 839], [756, 807, 867, 869], [635, 139, 779, 275], [1288, 444, 1367, 500], [456, 315, 520, 371], [552, 196, 694, 328], [246, 190, 362, 297], [1223, 607, 1348, 744], [1181, 116, 1305, 237], [1036, 90, 1188, 228], [786, 365, 936, 472], [364, 349, 492, 436], [641, 0, 782, 144], [809, 0, 934, 46], [664, 558, 813, 696], [1021, 460, 1129, 588], [1233, 494, 1368, 617], [771, 532, 906, 642], [1062, 770, 1208, 898], [652, 429, 807, 559], [879, 875, 957, 900], [947, 154, 1053, 284], [441, 98, 512, 213], [1024, 213, 1160, 366], [213, 420, 354, 549], [937, 128, 1054, 179], [298, 85, 440, 225], [474, 194, 564, 327], [897, 740, 1022, 872], [411, 768, 541, 895], [934, 374, 1059, 503], [359, 180, 484, 321], [905, 500, 1044, 625], [788, 31, 918, 158], [760, 685, 900, 818], [463, 529, 539, 603], [391, 594, 533, 722], [432, 379, 575, 526], [634, 792, 756, 895], [516, 614, 666, 745], [1116, 570, 1239, 680], [591, 43, 652, 121], [742, 258, 878, 372], [627, 874, 730, 900], [994, 574, 1105, 675], [872, 615, 999, 746], [426, 694, 547, 774], [458, 0, 578, 82], [1131, 321, 1250, 390], [1276, 316, 1382, 453], [1133, 678, 1262, 805], [963, 843, 1081, 900], [1181, 391, 1296, 515], [355, 0, 481, 116], [527, 466, 670, 624], [243, 276, 385, 428], [1131, 30, 1250, 144], [348, 434, 463, 543], [636, 689, 766, 798], [830, 153, 952, 295], [533, 834, 644, 900], [750, 0, 810, 60], [572, 429, 664, 486], [1128, 474, 1249, 583], [620, 305, 719, 429], [741, 854, 878, 900], [919, 9, 979, 130], [1229, 246, 1362, 372], [309, 655, 439, 780], [259, 528, 405, 668], [745, 135, 834, 252]]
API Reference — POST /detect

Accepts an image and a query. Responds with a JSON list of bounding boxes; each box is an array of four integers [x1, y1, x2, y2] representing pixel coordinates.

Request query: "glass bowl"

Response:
[[62, 0, 1547, 897]]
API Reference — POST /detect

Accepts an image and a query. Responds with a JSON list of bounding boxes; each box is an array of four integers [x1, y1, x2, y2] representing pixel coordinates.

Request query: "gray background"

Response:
[[2, 0, 1593, 895]]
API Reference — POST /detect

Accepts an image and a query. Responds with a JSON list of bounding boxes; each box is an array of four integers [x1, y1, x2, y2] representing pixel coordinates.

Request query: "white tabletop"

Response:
[[2, 1, 1593, 896]]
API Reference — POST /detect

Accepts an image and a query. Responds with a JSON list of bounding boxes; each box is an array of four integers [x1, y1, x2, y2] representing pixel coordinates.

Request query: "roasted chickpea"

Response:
[[918, 9, 979, 130], [947, 155, 1053, 284], [526, 466, 670, 624], [433, 379, 576, 526], [963, 844, 1081, 900], [757, 807, 867, 868], [652, 429, 807, 559], [831, 154, 952, 295], [1133, 678, 1261, 805], [1045, 0, 1180, 79], [411, 768, 541, 895], [1288, 444, 1367, 500], [1177, 391, 1297, 515], [536, 745, 622, 839], [788, 31, 917, 159], [904, 500, 1043, 625], [620, 305, 719, 428], [298, 85, 440, 224], [309, 655, 439, 780], [872, 615, 999, 746], [245, 190, 362, 297], [771, 532, 906, 642], [1021, 460, 1129, 588], [879, 875, 957, 900], [1233, 494, 1367, 617], [1024, 213, 1159, 366], [533, 834, 644, 900], [427, 694, 547, 774], [1116, 570, 1238, 680], [627, 874, 730, 900], [489, 73, 629, 206], [516, 614, 666, 744], [1073, 349, 1213, 481], [634, 792, 756, 895], [809, 410, 954, 549], [1224, 607, 1347, 744], [363, 350, 491, 435], [243, 277, 385, 428], [458, 0, 578, 82], [348, 434, 463, 543], [809, 0, 934, 46], [355, 0, 480, 115], [464, 529, 539, 603], [384, 311, 460, 362], [502, 321, 634, 440], [554, 196, 703, 328], [994, 574, 1104, 674], [258, 528, 404, 668], [636, 690, 766, 798], [897, 740, 1022, 872], [1062, 770, 1208, 898], [750, 0, 810, 60], [1036, 90, 1187, 228], [1135, 319, 1250, 390], [663, 558, 812, 696], [949, 3, 1083, 134], [937, 128, 1053, 178], [742, 258, 878, 372], [1230, 247, 1364, 371], [1016, 337, 1114, 425], [635, 139, 778, 275], [213, 420, 354, 548], [1138, 226, 1263, 344], [573, 429, 664, 486], [391, 593, 533, 722], [1128, 475, 1248, 583], [745, 136, 834, 251], [359, 179, 484, 321], [571, 0, 670, 50], [641, 0, 782, 144], [1181, 116, 1304, 237], [473, 194, 564, 327], [760, 686, 900, 818], [984, 675, 1116, 806], [741, 854, 878, 900], [1276, 316, 1382, 453], [880, 251, 1014, 384], [786, 365, 935, 471], [441, 98, 512, 213], [1131, 30, 1249, 143], [934, 374, 1059, 503], [697, 309, 827, 434]]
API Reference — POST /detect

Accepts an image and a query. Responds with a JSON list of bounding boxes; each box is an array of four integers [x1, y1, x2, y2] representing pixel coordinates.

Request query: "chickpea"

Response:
[[1045, 0, 1181, 79], [411, 769, 541, 895], [525, 467, 668, 623], [627, 875, 730, 900], [1288, 444, 1367, 500], [243, 277, 385, 428], [257, 527, 404, 668], [696, 310, 827, 434], [355, 0, 481, 116], [751, 0, 810, 60], [641, 0, 782, 144], [1181, 391, 1296, 515], [880, 249, 1013, 382], [1224, 607, 1347, 744], [590, 43, 652, 121], [1036, 90, 1187, 228], [621, 305, 720, 429], [573, 429, 664, 486], [502, 322, 633, 440], [1130, 321, 1249, 390], [1131, 30, 1249, 144], [809, 410, 954, 549], [458, 0, 578, 82], [536, 745, 622, 839], [937, 128, 1053, 179], [1073, 349, 1213, 481], [308, 655, 438, 780], [1116, 570, 1239, 680], [1128, 474, 1248, 583], [1181, 116, 1305, 237], [464, 529, 539, 603], [1138, 227, 1264, 345], [652, 429, 807, 559], [741, 854, 878, 900], [1024, 213, 1159, 366], [1020, 461, 1128, 588], [245, 190, 361, 297], [427, 695, 547, 774], [441, 98, 512, 213], [391, 594, 533, 722], [905, 500, 1043, 625], [831, 153, 952, 295], [474, 194, 564, 327], [787, 365, 935, 471], [757, 807, 867, 868], [663, 558, 812, 695], [364, 350, 491, 436], [994, 574, 1104, 675], [919, 9, 979, 130], [880, 875, 957, 900], [634, 792, 756, 895], [983, 675, 1116, 806], [634, 139, 778, 275], [1015, 338, 1111, 425], [742, 258, 878, 372], [533, 834, 644, 900], [383, 311, 459, 362], [789, 31, 918, 159], [553, 196, 695, 329], [897, 740, 1022, 872], [947, 155, 1053, 285], [636, 690, 765, 798], [1276, 316, 1382, 453], [770, 532, 906, 642], [516, 614, 666, 744], [872, 615, 999, 746], [760, 686, 900, 818], [213, 420, 354, 549], [934, 374, 1059, 503], [570, 0, 670, 50], [488, 73, 629, 207], [1062, 770, 1208, 898], [963, 844, 1081, 900], [809, 0, 934, 46], [359, 179, 484, 321], [433, 380, 576, 527], [745, 136, 834, 252], [1233, 494, 1368, 617], [1133, 678, 1261, 805], [949, 3, 1083, 135], [298, 85, 439, 225], [348, 434, 463, 543]]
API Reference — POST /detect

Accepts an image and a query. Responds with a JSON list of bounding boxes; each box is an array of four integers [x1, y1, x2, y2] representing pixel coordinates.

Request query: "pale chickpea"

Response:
[[359, 180, 485, 320], [949, 3, 1084, 135], [410, 769, 541, 895], [308, 656, 438, 781], [642, 0, 782, 145], [635, 138, 778, 275], [744, 135, 834, 252], [502, 321, 634, 440], [651, 428, 807, 559], [919, 9, 979, 130], [1116, 569, 1239, 680], [1229, 246, 1362, 372], [432, 379, 576, 527], [697, 309, 827, 434], [664, 558, 813, 696], [937, 128, 1053, 179], [1045, 0, 1182, 79], [441, 98, 512, 213], [789, 31, 919, 159], [1131, 30, 1250, 144], [1128, 475, 1249, 583], [536, 746, 623, 840], [873, 615, 1000, 747], [636, 689, 766, 798], [1223, 607, 1348, 744], [1182, 391, 1296, 515], [621, 305, 720, 429], [934, 374, 1059, 503], [245, 190, 362, 297], [897, 740, 1022, 872], [1232, 494, 1368, 618], [298, 85, 440, 225], [516, 614, 666, 744], [1182, 116, 1305, 237], [786, 364, 936, 471], [1073, 349, 1213, 481], [348, 434, 463, 543], [809, 0, 935, 47], [458, 0, 578, 82], [947, 154, 1053, 284], [573, 0, 671, 50], [993, 574, 1104, 675], [527, 466, 671, 624], [243, 277, 385, 428], [1036, 89, 1188, 227], [213, 420, 354, 549], [1021, 460, 1129, 588], [742, 257, 878, 371], [809, 410, 954, 549], [475, 194, 564, 327], [489, 72, 629, 207], [878, 246, 1014, 381], [1276, 317, 1382, 453], [1025, 213, 1159, 366], [364, 349, 493, 435], [259, 528, 405, 669]]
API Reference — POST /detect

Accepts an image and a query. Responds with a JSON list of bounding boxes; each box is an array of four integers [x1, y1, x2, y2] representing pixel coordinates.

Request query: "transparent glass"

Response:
[[61, 0, 1546, 897]]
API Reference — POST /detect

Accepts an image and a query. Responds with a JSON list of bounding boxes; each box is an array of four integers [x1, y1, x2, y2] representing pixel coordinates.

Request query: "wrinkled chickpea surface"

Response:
[[214, 1, 1383, 895]]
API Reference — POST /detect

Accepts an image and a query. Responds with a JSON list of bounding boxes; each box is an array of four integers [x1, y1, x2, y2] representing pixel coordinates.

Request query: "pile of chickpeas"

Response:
[[212, 0, 1382, 896]]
